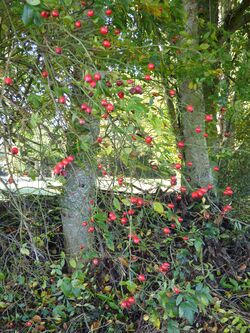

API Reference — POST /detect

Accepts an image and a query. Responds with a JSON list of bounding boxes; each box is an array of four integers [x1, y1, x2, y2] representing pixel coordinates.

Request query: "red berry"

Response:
[[10, 146, 19, 155], [106, 103, 114, 112], [133, 236, 140, 244], [128, 209, 135, 215], [58, 96, 66, 104], [173, 287, 180, 294], [121, 217, 128, 225], [82, 221, 88, 227], [67, 155, 75, 162], [148, 63, 155, 70], [114, 28, 121, 35], [127, 296, 135, 304], [175, 163, 182, 170], [25, 321, 32, 327], [177, 141, 184, 148], [117, 91, 124, 99], [93, 72, 102, 81], [101, 99, 108, 106], [183, 236, 189, 241], [84, 74, 92, 83], [121, 300, 128, 309], [203, 133, 208, 137], [213, 166, 219, 172], [41, 71, 48, 78], [87, 9, 94, 17], [205, 114, 213, 122], [96, 137, 103, 144], [85, 107, 92, 114], [79, 118, 85, 125], [109, 212, 117, 221], [90, 81, 96, 88], [100, 26, 108, 35], [138, 274, 146, 282], [180, 186, 186, 193], [168, 203, 174, 209], [195, 126, 201, 133], [163, 227, 171, 235], [130, 196, 138, 204], [88, 226, 95, 233], [55, 47, 62, 54], [81, 103, 88, 110], [186, 105, 193, 112], [187, 161, 193, 167], [92, 258, 99, 266], [105, 9, 112, 16], [169, 89, 176, 97], [117, 177, 123, 186], [51, 10, 59, 18], [40, 11, 50, 18], [178, 217, 183, 223], [61, 158, 69, 166], [145, 136, 153, 144], [116, 80, 123, 86], [103, 40, 111, 48], [75, 20, 81, 28], [191, 191, 198, 199], [145, 74, 151, 81], [4, 77, 13, 85]]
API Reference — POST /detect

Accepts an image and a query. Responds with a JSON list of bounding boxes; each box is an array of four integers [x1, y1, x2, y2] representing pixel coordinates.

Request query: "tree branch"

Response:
[[223, 0, 250, 32]]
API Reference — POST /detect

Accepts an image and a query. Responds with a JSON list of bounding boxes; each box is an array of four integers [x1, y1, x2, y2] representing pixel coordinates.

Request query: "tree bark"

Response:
[[61, 163, 95, 259], [60, 66, 99, 261], [180, 0, 214, 187]]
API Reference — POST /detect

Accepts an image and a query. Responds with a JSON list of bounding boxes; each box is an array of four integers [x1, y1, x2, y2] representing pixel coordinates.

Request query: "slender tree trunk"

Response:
[[61, 163, 95, 259], [61, 65, 99, 261], [180, 0, 214, 187]]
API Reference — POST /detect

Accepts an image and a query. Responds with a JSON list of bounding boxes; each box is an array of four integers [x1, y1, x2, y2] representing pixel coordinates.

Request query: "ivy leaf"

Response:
[[179, 302, 196, 324], [22, 5, 34, 25], [167, 320, 180, 333], [153, 202, 164, 214], [69, 259, 77, 269]]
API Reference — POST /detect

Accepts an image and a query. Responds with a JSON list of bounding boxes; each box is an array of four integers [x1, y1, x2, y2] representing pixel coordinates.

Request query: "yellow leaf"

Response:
[[188, 81, 194, 89]]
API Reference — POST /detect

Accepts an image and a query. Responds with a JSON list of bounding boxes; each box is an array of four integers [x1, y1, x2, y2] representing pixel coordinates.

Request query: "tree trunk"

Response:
[[61, 163, 95, 259], [60, 65, 99, 261], [180, 0, 214, 187]]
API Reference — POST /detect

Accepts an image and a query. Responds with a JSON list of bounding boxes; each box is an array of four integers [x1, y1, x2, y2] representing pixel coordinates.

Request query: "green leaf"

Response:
[[22, 5, 34, 25], [153, 202, 164, 214], [149, 312, 161, 329], [26, 0, 40, 5], [199, 43, 209, 50], [113, 197, 121, 210], [167, 320, 180, 333], [194, 239, 203, 254], [20, 245, 30, 256], [105, 236, 115, 251], [120, 280, 137, 293], [176, 294, 183, 306], [121, 198, 131, 206], [179, 302, 196, 324], [69, 259, 77, 269]]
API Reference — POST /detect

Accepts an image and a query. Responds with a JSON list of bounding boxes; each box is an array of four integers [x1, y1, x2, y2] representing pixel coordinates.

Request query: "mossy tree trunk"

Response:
[[180, 0, 214, 187]]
